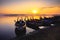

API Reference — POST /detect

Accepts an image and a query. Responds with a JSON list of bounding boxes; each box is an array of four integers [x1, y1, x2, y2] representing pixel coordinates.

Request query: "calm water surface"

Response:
[[0, 16, 53, 40], [0, 16, 35, 40]]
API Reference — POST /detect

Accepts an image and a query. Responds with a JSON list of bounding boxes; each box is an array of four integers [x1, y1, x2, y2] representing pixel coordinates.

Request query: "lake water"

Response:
[[0, 16, 53, 40], [0, 16, 35, 40]]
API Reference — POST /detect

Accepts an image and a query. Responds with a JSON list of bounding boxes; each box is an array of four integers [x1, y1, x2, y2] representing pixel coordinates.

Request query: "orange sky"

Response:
[[1, 6, 60, 15], [0, 0, 60, 15]]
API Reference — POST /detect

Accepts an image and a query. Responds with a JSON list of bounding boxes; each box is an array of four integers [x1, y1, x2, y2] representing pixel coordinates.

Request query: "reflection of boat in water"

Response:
[[15, 19, 26, 37]]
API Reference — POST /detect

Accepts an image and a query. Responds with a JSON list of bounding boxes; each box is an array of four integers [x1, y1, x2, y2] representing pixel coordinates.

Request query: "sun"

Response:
[[32, 10, 38, 14]]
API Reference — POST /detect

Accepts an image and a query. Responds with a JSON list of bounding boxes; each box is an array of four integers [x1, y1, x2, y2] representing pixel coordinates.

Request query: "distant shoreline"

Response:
[[0, 14, 60, 17]]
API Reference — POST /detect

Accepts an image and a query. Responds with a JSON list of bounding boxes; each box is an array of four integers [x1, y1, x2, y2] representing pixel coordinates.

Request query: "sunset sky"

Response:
[[0, 0, 60, 15]]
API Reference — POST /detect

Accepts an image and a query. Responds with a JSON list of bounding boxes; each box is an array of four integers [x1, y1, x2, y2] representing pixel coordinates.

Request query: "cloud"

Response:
[[42, 6, 60, 8]]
